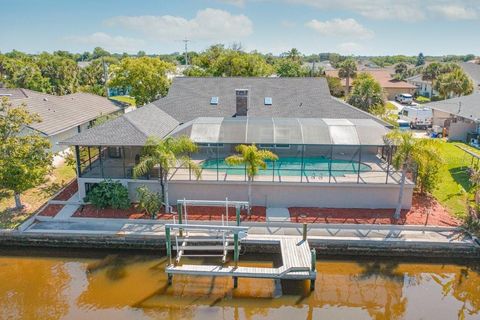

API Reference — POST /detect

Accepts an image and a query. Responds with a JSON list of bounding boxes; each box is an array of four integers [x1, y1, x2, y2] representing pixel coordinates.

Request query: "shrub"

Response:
[[136, 185, 162, 219], [415, 96, 431, 104], [85, 179, 130, 209]]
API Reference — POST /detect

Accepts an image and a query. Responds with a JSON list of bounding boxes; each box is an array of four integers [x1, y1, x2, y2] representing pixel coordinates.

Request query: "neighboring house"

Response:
[[425, 92, 480, 141], [326, 69, 416, 100], [0, 88, 124, 153], [460, 62, 480, 92], [62, 77, 413, 210], [406, 74, 437, 98]]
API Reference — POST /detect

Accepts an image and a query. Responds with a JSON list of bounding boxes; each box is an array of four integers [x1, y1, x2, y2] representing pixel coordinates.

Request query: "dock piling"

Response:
[[233, 276, 238, 288], [310, 248, 316, 291], [302, 223, 308, 241]]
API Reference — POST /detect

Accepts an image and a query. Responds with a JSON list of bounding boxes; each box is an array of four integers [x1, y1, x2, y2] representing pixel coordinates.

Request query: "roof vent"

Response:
[[43, 97, 48, 101], [264, 97, 272, 105], [0, 93, 12, 97], [210, 96, 219, 105], [235, 89, 248, 116]]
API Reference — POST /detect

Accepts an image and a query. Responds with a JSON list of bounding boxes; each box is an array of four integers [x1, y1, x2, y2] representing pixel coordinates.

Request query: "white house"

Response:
[[406, 74, 437, 98]]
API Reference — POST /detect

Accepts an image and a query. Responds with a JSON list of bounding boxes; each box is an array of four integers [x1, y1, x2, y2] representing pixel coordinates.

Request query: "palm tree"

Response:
[[346, 73, 385, 112], [225, 145, 278, 211], [422, 62, 442, 98], [394, 63, 408, 79], [338, 58, 357, 95], [435, 69, 474, 99], [386, 131, 416, 220], [133, 136, 201, 213]]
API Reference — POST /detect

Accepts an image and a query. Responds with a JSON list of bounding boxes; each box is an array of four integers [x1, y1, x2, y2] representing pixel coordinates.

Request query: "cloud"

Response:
[[337, 42, 364, 55], [286, 0, 425, 21], [306, 18, 374, 39], [65, 32, 144, 52], [215, 0, 245, 6], [428, 5, 477, 20], [105, 8, 253, 41]]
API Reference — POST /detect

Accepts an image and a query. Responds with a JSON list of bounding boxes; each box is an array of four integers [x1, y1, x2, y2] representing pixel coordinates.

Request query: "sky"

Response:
[[1, 0, 480, 56]]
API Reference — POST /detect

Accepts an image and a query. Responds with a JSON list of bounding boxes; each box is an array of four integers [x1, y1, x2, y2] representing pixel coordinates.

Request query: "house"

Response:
[[326, 69, 416, 100], [406, 74, 437, 98], [460, 62, 480, 92], [425, 92, 480, 141], [0, 88, 124, 153], [61, 77, 413, 210]]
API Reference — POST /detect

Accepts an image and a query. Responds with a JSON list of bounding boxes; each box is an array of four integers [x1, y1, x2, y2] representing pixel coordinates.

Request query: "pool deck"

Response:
[[3, 216, 479, 258]]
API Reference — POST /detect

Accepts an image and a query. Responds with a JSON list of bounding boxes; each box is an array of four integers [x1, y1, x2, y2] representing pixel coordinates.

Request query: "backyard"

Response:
[[0, 162, 76, 229], [432, 141, 478, 218]]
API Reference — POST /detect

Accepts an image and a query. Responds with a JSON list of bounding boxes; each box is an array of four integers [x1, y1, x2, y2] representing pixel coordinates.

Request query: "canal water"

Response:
[[0, 248, 479, 320]]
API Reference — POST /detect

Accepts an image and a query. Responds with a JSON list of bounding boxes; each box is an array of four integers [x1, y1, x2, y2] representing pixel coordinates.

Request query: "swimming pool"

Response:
[[201, 157, 371, 177]]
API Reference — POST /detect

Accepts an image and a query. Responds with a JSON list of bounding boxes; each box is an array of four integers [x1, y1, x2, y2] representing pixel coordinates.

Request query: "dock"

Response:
[[164, 223, 317, 289]]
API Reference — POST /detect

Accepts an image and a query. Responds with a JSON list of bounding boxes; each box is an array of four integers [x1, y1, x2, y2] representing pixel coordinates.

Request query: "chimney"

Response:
[[235, 89, 248, 116]]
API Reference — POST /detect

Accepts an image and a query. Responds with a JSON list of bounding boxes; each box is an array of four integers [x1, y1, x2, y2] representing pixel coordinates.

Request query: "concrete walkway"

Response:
[[23, 216, 477, 247], [52, 193, 80, 220]]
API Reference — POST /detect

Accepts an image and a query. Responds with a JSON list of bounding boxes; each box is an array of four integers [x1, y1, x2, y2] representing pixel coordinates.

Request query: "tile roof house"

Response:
[[326, 69, 416, 100], [0, 88, 124, 153]]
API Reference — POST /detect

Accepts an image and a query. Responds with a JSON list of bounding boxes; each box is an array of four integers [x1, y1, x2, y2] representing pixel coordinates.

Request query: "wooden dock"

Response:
[[166, 235, 316, 283]]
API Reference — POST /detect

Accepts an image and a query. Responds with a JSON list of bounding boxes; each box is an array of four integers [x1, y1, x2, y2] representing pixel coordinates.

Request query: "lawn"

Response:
[[432, 141, 477, 218], [109, 95, 136, 106], [0, 162, 76, 229]]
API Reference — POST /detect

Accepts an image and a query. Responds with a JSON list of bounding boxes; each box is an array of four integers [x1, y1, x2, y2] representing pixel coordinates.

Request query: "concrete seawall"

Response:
[[1, 227, 479, 259]]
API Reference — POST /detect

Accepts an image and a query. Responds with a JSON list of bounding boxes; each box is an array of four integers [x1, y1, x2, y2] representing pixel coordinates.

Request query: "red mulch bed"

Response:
[[289, 194, 460, 227], [52, 179, 78, 201], [37, 204, 64, 217], [73, 204, 267, 222]]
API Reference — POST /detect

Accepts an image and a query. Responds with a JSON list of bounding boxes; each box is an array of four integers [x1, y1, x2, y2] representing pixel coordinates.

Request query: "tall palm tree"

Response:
[[422, 62, 442, 98], [133, 136, 201, 213], [386, 131, 417, 220], [225, 145, 278, 211], [435, 68, 474, 99], [346, 73, 385, 112], [338, 58, 357, 95]]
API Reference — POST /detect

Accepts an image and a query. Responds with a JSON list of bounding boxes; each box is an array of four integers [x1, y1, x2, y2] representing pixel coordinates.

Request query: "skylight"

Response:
[[210, 96, 219, 105], [264, 97, 272, 105]]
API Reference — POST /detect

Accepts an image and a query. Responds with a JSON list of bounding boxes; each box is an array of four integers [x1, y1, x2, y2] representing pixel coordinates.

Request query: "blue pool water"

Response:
[[201, 157, 371, 177]]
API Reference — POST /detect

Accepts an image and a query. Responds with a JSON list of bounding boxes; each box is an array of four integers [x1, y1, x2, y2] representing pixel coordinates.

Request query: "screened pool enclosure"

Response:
[[75, 117, 402, 184]]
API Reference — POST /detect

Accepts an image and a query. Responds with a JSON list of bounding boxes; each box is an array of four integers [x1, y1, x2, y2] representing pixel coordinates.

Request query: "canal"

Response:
[[0, 248, 478, 319]]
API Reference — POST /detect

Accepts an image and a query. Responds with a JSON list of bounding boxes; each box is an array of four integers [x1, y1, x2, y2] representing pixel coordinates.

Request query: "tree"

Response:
[[136, 185, 162, 219], [36, 53, 80, 95], [326, 75, 344, 97], [435, 68, 474, 99], [275, 58, 308, 77], [92, 47, 110, 60], [133, 136, 201, 213], [386, 131, 441, 219], [225, 145, 278, 212], [0, 98, 52, 209], [422, 62, 442, 97], [346, 73, 385, 112], [416, 52, 425, 66], [284, 48, 302, 62], [393, 63, 409, 80], [78, 57, 118, 96], [0, 55, 51, 92], [338, 58, 357, 95], [109, 57, 175, 105]]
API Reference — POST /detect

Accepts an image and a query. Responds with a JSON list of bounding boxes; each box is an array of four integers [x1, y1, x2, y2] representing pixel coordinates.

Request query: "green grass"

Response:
[[431, 141, 476, 218], [109, 95, 136, 106], [0, 162, 76, 229]]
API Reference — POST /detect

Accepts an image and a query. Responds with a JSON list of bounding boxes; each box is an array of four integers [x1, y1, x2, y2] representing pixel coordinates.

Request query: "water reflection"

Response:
[[0, 249, 478, 320]]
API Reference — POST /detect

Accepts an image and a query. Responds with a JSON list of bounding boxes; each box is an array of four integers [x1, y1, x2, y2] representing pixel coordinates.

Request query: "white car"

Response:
[[395, 93, 413, 104]]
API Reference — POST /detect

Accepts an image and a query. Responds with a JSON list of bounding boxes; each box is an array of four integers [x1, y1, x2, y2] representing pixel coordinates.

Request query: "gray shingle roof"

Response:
[[425, 92, 480, 120], [60, 104, 179, 146], [152, 77, 388, 125], [1, 88, 123, 136], [460, 62, 480, 92]]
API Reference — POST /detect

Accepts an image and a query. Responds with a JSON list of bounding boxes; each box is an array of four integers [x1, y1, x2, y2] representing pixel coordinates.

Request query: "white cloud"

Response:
[[306, 18, 374, 39], [337, 42, 364, 55], [287, 0, 425, 21], [65, 32, 144, 52], [215, 0, 245, 6], [105, 8, 253, 41], [428, 5, 477, 20]]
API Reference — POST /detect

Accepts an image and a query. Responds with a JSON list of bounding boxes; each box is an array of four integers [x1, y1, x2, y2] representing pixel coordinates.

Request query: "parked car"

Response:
[[397, 119, 410, 131], [395, 93, 413, 104], [398, 105, 433, 129]]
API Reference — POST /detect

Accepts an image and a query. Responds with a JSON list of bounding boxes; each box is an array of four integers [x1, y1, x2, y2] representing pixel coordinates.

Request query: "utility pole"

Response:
[[182, 38, 190, 67], [102, 57, 109, 97]]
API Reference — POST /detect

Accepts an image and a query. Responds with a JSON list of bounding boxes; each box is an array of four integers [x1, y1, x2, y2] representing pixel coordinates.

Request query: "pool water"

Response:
[[201, 156, 372, 177]]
